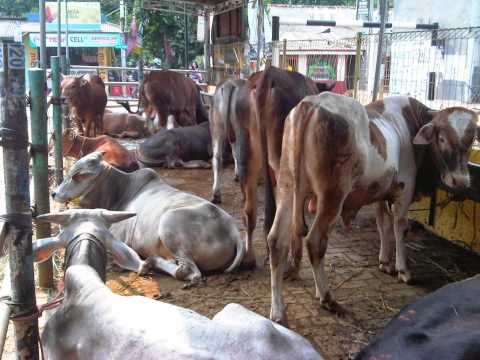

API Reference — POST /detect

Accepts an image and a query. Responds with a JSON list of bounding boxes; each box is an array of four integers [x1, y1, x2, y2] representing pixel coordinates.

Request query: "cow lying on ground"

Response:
[[355, 275, 480, 360], [123, 70, 209, 132], [61, 74, 107, 137], [103, 109, 149, 138], [210, 77, 260, 266], [33, 209, 323, 360], [51, 152, 245, 284], [62, 128, 138, 172], [136, 121, 212, 168], [268, 93, 477, 323]]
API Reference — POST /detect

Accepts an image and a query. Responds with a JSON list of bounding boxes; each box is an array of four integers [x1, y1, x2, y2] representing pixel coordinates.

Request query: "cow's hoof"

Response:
[[397, 270, 412, 284], [283, 263, 300, 281], [138, 261, 151, 276], [234, 174, 239, 182], [321, 292, 346, 316], [240, 253, 257, 271], [379, 262, 395, 275], [211, 194, 222, 204], [270, 310, 288, 327], [182, 276, 206, 290]]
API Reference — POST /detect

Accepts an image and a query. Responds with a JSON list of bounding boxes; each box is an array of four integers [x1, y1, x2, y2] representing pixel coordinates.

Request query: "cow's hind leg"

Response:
[[376, 201, 395, 275], [144, 255, 203, 285], [211, 125, 225, 203], [306, 189, 346, 314]]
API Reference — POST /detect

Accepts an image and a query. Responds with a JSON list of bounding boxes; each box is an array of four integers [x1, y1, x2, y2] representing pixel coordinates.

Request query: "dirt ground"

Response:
[[101, 165, 480, 360]]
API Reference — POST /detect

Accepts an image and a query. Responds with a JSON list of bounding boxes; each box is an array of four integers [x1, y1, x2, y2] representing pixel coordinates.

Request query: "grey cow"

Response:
[[51, 152, 245, 283], [33, 209, 324, 360]]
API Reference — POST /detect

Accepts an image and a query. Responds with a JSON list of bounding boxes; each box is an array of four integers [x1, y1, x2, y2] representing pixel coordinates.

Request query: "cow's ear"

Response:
[[413, 123, 435, 145], [33, 236, 66, 263]]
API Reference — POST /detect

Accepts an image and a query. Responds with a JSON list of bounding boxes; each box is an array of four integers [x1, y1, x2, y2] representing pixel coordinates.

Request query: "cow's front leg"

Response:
[[393, 183, 414, 283], [376, 201, 395, 275], [143, 255, 202, 284]]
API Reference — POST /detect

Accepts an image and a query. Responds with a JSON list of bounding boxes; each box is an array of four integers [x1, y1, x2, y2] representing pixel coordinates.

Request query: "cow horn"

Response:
[[427, 109, 438, 116], [100, 210, 136, 224], [36, 212, 72, 225]]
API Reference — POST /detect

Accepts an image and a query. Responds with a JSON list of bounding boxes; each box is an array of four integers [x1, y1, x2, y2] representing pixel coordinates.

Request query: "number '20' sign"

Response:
[[7, 44, 24, 70]]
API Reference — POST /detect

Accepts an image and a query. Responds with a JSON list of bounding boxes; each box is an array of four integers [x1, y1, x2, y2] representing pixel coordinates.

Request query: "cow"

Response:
[[62, 128, 138, 172], [136, 121, 212, 169], [103, 109, 149, 138], [255, 67, 334, 274], [51, 152, 246, 284], [61, 74, 107, 137], [123, 70, 209, 132], [209, 77, 261, 267], [33, 209, 323, 360], [267, 93, 477, 323], [355, 275, 480, 360]]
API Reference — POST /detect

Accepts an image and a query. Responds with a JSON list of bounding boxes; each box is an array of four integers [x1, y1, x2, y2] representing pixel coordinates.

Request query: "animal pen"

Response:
[[0, 0, 480, 358]]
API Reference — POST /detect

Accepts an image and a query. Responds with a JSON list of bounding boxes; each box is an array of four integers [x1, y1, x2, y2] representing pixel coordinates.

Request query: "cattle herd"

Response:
[[33, 67, 479, 358]]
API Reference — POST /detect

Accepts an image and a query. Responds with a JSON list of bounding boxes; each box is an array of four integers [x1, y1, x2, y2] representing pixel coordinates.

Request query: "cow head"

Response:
[[413, 108, 478, 189], [61, 74, 89, 103], [33, 209, 147, 274], [52, 151, 108, 203]]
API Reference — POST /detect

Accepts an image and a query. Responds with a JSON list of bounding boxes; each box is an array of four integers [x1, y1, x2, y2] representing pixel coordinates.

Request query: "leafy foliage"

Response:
[[0, 0, 37, 17]]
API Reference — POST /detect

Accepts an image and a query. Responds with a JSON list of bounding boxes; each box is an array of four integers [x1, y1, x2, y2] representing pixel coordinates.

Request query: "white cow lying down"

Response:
[[34, 209, 323, 360]]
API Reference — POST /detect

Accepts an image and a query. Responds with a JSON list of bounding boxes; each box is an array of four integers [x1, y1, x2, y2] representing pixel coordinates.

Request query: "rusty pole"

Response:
[[0, 41, 39, 359]]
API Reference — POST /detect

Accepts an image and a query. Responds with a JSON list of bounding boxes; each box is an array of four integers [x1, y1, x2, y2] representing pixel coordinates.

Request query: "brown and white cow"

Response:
[[62, 128, 138, 172], [103, 109, 149, 138], [255, 67, 334, 273], [268, 93, 477, 323], [137, 70, 209, 131], [61, 74, 107, 137]]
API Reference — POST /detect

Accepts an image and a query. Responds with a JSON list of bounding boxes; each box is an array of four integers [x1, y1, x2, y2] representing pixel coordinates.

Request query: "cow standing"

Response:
[[137, 70, 209, 131], [61, 74, 107, 137], [268, 93, 477, 323]]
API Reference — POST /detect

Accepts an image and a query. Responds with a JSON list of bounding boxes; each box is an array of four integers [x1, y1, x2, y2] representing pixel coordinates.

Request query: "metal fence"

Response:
[[211, 27, 480, 110]]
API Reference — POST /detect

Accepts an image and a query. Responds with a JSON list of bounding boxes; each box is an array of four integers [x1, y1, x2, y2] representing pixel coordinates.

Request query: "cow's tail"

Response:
[[225, 224, 245, 273], [255, 73, 276, 237]]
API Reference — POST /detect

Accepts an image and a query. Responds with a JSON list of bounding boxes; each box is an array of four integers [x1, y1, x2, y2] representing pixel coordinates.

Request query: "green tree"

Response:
[[0, 0, 37, 17]]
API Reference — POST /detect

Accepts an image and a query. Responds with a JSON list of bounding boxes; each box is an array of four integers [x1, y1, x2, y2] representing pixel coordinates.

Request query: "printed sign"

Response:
[[7, 44, 24, 69], [45, 2, 101, 31], [29, 33, 124, 48], [356, 0, 370, 21]]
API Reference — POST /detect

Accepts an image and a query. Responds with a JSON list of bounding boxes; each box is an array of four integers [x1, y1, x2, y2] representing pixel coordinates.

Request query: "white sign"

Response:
[[197, 16, 204, 42], [7, 44, 24, 69], [356, 0, 370, 21]]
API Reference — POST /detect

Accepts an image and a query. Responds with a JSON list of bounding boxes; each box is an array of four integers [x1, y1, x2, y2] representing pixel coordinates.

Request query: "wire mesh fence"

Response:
[[211, 27, 480, 110]]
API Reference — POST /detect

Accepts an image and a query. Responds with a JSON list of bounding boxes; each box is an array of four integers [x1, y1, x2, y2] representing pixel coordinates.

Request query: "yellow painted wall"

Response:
[[409, 148, 480, 253]]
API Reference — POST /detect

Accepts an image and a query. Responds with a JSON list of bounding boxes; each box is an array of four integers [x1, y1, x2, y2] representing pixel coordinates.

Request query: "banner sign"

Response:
[[29, 33, 124, 48], [45, 2, 101, 31], [356, 0, 370, 21]]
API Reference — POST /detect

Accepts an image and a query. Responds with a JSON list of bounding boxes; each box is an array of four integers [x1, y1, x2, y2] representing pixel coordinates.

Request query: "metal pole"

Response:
[[353, 32, 362, 100], [39, 0, 47, 72], [0, 40, 39, 359], [120, 0, 127, 97], [256, 0, 264, 72], [57, 0, 61, 57], [0, 272, 12, 356], [372, 0, 387, 101], [184, 5, 188, 69], [282, 38, 287, 70], [29, 68, 54, 289], [65, 0, 69, 60], [203, 12, 211, 83], [51, 56, 63, 184]]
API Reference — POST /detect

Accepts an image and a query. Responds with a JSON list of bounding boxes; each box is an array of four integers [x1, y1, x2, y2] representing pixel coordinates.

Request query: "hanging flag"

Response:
[[126, 17, 142, 56]]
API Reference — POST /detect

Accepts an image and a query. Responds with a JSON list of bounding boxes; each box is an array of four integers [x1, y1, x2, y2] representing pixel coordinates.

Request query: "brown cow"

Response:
[[268, 93, 477, 323], [62, 128, 138, 172], [255, 67, 334, 274], [136, 70, 208, 131], [103, 110, 149, 138], [61, 74, 107, 137]]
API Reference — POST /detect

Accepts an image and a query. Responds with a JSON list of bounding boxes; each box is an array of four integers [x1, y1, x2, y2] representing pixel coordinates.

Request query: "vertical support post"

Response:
[[184, 4, 188, 69], [51, 56, 63, 184], [282, 38, 287, 70], [120, 0, 127, 97], [39, 0, 47, 74], [272, 16, 279, 41], [372, 0, 387, 101], [256, 0, 264, 72], [65, 0, 69, 60], [0, 40, 39, 359], [57, 0, 62, 57], [203, 12, 211, 83], [29, 68, 53, 289], [353, 32, 362, 100], [60, 56, 70, 130]]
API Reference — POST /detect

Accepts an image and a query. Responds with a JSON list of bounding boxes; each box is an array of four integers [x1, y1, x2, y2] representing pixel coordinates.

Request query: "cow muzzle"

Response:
[[442, 173, 470, 189]]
